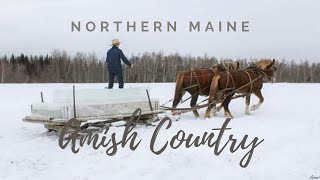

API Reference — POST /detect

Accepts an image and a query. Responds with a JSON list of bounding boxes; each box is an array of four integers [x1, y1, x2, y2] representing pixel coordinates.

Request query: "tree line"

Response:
[[1, 50, 319, 83]]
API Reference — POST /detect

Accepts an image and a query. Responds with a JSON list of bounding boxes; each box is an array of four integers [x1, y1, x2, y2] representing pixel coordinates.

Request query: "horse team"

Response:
[[172, 59, 277, 119]]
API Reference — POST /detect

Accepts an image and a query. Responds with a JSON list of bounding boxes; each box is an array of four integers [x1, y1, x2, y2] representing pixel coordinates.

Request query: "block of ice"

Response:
[[31, 103, 63, 118], [53, 87, 151, 105], [62, 100, 159, 119]]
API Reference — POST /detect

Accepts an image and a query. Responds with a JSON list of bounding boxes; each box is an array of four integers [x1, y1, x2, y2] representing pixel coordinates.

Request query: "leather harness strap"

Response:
[[244, 71, 253, 93], [225, 71, 230, 90], [193, 71, 201, 89], [190, 68, 202, 90], [226, 71, 235, 90]]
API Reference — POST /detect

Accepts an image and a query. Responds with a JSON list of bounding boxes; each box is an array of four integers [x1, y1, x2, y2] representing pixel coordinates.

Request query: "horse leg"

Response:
[[245, 94, 251, 115], [216, 92, 224, 112], [190, 94, 200, 118], [250, 90, 264, 111], [212, 95, 224, 116], [223, 94, 234, 119], [172, 91, 183, 109], [172, 73, 185, 114], [205, 75, 220, 118], [217, 103, 223, 112], [211, 104, 219, 116], [205, 98, 216, 118], [172, 92, 183, 116]]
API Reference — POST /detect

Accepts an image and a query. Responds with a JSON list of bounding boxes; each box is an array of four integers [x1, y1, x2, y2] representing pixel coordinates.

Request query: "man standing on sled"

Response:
[[106, 39, 133, 89]]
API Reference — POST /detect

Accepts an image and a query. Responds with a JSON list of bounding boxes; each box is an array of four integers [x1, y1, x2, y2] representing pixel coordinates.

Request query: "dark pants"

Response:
[[108, 70, 124, 89]]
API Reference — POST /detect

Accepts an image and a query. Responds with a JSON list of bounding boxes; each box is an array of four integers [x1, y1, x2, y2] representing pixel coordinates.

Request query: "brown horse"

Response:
[[172, 62, 240, 117], [205, 59, 277, 119]]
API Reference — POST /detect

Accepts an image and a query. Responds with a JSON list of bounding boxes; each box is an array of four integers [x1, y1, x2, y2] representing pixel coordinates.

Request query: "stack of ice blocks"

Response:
[[31, 87, 159, 119]]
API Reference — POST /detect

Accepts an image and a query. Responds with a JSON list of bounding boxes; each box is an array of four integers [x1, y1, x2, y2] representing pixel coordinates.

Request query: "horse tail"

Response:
[[172, 73, 185, 108], [209, 74, 221, 105]]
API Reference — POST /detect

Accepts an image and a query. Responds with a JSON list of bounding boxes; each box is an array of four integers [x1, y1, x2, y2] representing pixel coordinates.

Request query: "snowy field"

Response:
[[0, 83, 319, 180]]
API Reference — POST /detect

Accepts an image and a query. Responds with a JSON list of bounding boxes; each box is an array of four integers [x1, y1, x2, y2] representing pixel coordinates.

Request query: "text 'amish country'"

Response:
[[59, 109, 264, 168]]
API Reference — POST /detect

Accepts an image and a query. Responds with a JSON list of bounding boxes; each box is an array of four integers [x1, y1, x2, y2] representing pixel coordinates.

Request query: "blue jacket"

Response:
[[106, 46, 131, 72]]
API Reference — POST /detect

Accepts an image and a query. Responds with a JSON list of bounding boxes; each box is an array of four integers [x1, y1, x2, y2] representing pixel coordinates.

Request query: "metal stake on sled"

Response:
[[41, 92, 44, 103], [146, 89, 153, 111], [73, 85, 76, 118]]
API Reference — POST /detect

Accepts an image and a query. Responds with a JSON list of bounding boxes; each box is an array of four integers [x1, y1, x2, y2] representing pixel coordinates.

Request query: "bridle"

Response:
[[257, 65, 277, 82], [246, 64, 277, 82]]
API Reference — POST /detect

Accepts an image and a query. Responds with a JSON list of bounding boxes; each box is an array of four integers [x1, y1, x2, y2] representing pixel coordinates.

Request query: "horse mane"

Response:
[[212, 64, 227, 72], [255, 59, 275, 70], [212, 61, 240, 72]]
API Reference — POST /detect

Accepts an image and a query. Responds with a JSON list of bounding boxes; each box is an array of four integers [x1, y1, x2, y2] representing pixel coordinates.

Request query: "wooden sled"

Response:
[[23, 86, 165, 132]]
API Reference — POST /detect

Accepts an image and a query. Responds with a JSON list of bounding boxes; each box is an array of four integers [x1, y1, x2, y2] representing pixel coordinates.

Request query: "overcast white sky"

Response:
[[0, 0, 320, 61]]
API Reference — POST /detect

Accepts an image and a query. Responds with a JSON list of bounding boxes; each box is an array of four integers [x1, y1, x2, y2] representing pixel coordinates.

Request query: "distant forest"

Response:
[[0, 50, 319, 83]]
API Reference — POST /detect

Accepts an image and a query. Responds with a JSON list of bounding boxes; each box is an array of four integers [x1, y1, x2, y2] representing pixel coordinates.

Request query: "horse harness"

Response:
[[244, 71, 253, 93], [183, 68, 220, 97], [224, 71, 235, 91], [223, 69, 258, 94], [189, 68, 202, 90], [249, 66, 274, 83]]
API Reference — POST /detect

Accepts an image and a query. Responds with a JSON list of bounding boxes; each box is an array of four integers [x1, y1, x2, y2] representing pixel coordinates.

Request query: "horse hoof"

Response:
[[217, 106, 222, 112], [212, 107, 218, 113], [250, 105, 258, 111], [193, 112, 200, 118], [225, 113, 234, 119], [245, 111, 251, 115]]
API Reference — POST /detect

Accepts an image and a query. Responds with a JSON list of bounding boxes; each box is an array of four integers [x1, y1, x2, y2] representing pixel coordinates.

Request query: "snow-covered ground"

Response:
[[0, 83, 319, 180]]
